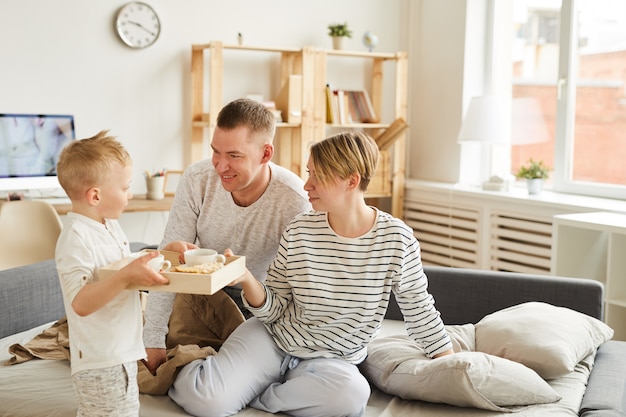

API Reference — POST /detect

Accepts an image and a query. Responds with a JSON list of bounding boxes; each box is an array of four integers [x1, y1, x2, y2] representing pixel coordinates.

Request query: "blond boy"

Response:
[[55, 131, 168, 417]]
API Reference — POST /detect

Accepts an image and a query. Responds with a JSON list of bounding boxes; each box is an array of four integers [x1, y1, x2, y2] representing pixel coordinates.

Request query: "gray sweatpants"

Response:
[[169, 318, 370, 417]]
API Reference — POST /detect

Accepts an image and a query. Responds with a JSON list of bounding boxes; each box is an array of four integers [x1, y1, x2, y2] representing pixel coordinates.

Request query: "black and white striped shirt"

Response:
[[246, 209, 453, 364]]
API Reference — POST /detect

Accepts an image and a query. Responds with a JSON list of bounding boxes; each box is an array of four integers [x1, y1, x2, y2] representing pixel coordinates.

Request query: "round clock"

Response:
[[115, 2, 161, 49]]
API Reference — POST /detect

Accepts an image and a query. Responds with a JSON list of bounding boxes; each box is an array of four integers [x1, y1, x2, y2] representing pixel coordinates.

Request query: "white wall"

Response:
[[408, 0, 483, 183], [0, 0, 407, 195], [407, 0, 513, 184]]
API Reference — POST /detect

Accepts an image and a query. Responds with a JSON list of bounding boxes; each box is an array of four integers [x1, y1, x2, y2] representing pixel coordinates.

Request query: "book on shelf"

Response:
[[336, 89, 348, 124], [325, 87, 378, 124], [325, 84, 335, 123], [325, 85, 342, 124]]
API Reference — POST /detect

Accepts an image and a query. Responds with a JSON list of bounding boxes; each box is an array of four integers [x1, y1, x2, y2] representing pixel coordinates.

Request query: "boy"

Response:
[[55, 130, 168, 417]]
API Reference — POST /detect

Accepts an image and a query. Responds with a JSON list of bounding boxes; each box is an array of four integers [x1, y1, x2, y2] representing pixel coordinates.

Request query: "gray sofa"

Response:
[[1, 260, 625, 416]]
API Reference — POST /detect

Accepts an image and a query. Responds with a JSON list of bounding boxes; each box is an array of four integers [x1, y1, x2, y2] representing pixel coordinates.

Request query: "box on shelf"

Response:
[[100, 250, 245, 295], [275, 74, 302, 124]]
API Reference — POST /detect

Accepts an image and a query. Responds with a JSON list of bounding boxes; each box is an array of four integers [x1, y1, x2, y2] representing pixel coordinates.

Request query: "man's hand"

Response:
[[143, 348, 167, 375], [161, 241, 198, 264]]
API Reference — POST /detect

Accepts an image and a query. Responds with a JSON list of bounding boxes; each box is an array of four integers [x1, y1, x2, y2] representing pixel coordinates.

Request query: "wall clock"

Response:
[[115, 2, 161, 49]]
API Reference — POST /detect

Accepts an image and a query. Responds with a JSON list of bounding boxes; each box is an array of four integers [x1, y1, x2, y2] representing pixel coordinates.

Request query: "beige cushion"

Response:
[[360, 332, 561, 412], [475, 302, 614, 379]]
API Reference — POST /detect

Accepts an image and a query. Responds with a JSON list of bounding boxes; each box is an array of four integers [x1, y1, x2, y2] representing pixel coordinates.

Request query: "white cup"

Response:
[[184, 248, 226, 266], [129, 252, 171, 272], [148, 254, 172, 272]]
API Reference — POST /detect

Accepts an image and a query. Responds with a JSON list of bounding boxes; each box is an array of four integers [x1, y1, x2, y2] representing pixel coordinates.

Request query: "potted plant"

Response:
[[328, 22, 352, 50], [515, 158, 550, 194]]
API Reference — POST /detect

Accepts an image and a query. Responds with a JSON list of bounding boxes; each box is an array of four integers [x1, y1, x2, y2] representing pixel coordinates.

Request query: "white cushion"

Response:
[[360, 332, 561, 412], [475, 302, 614, 379]]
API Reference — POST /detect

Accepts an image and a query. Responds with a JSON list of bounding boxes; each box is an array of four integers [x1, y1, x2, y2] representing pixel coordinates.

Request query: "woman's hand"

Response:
[[433, 349, 454, 359]]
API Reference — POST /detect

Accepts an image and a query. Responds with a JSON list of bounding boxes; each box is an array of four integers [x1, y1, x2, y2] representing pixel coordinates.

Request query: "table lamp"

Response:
[[457, 95, 510, 190]]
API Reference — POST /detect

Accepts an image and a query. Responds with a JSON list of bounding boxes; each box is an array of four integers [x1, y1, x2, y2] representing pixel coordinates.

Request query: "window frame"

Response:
[[514, 0, 626, 200]]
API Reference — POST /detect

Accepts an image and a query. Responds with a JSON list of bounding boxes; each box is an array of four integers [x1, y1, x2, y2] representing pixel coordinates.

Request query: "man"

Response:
[[142, 98, 311, 374]]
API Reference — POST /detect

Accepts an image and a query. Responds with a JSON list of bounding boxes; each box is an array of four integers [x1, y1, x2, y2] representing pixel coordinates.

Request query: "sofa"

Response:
[[1, 257, 625, 417]]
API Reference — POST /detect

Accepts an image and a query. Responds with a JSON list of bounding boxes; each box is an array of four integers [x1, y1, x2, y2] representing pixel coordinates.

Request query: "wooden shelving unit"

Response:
[[189, 41, 408, 218], [190, 42, 314, 176], [310, 48, 408, 217], [552, 211, 626, 340]]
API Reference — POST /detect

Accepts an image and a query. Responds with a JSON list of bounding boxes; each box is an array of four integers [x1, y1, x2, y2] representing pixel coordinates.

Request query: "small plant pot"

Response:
[[526, 178, 543, 195], [332, 36, 344, 50]]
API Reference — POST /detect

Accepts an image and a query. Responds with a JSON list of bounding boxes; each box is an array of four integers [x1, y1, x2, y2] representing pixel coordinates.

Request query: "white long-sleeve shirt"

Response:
[[245, 209, 453, 364]]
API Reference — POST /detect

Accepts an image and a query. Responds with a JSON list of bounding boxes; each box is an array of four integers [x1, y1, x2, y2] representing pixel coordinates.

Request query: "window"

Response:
[[511, 0, 626, 200]]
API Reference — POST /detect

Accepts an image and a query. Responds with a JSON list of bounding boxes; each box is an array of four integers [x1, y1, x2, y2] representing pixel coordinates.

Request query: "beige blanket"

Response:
[[6, 318, 70, 364], [4, 291, 245, 395]]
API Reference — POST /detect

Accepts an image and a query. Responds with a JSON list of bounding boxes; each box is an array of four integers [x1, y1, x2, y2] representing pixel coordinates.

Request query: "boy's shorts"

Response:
[[72, 361, 139, 417]]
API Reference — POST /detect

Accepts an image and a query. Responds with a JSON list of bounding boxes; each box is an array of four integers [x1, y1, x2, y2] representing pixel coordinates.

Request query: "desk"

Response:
[[49, 195, 174, 215], [0, 195, 174, 245], [67, 195, 172, 244]]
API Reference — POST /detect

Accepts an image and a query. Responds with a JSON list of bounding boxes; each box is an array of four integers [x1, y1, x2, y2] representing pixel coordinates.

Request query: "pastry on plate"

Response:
[[173, 262, 224, 274]]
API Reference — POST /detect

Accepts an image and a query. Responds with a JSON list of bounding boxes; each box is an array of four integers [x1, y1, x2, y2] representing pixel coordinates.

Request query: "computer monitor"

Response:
[[0, 113, 76, 196]]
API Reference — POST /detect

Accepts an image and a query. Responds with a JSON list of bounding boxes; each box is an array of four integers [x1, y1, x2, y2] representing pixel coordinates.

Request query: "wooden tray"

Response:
[[99, 249, 245, 295]]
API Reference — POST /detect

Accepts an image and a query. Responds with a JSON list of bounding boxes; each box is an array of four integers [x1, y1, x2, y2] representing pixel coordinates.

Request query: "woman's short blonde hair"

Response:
[[309, 131, 379, 192], [57, 130, 131, 199]]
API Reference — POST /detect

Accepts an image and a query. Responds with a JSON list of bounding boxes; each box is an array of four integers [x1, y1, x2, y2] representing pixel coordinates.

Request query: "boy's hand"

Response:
[[73, 252, 167, 317], [124, 251, 169, 286]]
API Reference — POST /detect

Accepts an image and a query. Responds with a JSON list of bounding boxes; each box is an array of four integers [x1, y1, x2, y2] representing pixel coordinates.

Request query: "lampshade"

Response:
[[511, 97, 550, 145], [457, 95, 509, 144]]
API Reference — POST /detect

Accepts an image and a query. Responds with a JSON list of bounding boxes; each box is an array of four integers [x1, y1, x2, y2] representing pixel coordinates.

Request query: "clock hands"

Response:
[[126, 20, 156, 36]]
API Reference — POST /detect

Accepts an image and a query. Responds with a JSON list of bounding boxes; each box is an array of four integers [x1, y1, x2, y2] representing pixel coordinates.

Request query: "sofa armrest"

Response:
[[0, 259, 64, 339], [580, 340, 626, 416]]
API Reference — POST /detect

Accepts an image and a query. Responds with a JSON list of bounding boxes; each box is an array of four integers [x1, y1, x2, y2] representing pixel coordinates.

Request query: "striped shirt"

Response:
[[245, 209, 453, 364]]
